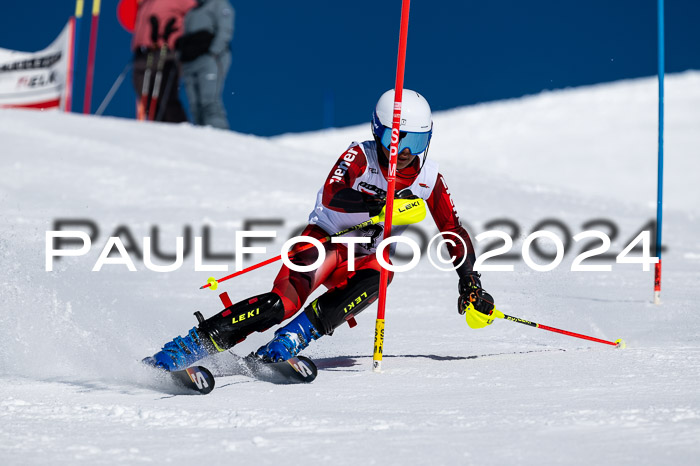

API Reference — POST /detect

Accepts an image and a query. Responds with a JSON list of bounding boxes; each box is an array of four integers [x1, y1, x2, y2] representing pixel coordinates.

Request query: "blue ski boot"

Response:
[[143, 327, 212, 371], [255, 311, 321, 362], [143, 292, 288, 371]]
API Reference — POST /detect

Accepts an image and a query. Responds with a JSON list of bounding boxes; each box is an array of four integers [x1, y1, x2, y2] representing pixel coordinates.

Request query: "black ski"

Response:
[[223, 354, 318, 384], [146, 355, 316, 395], [167, 365, 216, 395]]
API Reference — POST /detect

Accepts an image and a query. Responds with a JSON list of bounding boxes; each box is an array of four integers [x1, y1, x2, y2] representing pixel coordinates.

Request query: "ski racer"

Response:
[[143, 89, 496, 371]]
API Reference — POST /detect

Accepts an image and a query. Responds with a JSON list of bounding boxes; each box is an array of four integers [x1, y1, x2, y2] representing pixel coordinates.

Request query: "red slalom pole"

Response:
[[489, 308, 625, 348], [64, 17, 77, 112], [66, 0, 85, 112], [83, 0, 102, 114], [373, 0, 411, 373]]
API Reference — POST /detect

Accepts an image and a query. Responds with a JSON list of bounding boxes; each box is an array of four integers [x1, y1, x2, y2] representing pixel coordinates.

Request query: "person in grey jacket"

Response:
[[176, 0, 234, 129]]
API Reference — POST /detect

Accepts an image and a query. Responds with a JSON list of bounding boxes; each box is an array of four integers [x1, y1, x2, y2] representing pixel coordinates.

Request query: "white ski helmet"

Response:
[[371, 88, 433, 158]]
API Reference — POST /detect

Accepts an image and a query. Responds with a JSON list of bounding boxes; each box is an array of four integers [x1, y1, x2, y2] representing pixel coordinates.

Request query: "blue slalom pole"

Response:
[[654, 0, 664, 304]]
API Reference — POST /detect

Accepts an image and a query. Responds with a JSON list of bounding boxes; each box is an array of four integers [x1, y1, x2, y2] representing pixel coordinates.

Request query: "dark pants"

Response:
[[182, 52, 230, 129], [195, 224, 391, 351], [132, 51, 188, 123]]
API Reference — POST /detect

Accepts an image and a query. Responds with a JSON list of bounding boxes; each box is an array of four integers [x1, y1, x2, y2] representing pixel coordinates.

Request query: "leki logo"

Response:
[[397, 200, 420, 213], [231, 308, 260, 324], [344, 292, 368, 314], [506, 316, 534, 325]]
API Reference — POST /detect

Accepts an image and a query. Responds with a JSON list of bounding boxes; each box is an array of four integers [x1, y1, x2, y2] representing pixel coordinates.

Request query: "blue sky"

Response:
[[1, 1, 698, 135]]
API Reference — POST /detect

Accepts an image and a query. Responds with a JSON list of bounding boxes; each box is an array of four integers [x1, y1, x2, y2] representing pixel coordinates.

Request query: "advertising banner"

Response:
[[0, 21, 74, 110]]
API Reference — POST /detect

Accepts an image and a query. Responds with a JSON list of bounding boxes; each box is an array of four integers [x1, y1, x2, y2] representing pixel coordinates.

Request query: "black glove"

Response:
[[162, 17, 178, 43], [363, 189, 419, 217], [396, 188, 418, 200], [363, 193, 386, 217], [458, 272, 494, 315], [149, 16, 160, 46]]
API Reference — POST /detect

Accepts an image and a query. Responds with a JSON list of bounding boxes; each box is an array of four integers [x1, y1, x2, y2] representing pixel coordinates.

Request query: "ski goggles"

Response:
[[372, 113, 432, 155]]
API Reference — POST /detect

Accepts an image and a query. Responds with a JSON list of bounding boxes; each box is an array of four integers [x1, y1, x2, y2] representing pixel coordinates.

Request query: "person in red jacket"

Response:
[[144, 89, 496, 371], [131, 0, 197, 122]]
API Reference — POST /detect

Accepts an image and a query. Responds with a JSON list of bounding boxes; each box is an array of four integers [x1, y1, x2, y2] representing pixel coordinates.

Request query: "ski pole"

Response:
[[200, 198, 427, 290], [154, 65, 176, 122], [149, 18, 177, 121], [487, 307, 626, 348], [137, 49, 154, 120], [138, 16, 160, 120], [148, 45, 168, 121], [82, 0, 102, 114], [96, 62, 132, 116], [201, 217, 379, 290]]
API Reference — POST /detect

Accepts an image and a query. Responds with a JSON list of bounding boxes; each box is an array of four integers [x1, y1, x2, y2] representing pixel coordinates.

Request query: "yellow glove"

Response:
[[458, 273, 496, 329], [462, 301, 495, 329]]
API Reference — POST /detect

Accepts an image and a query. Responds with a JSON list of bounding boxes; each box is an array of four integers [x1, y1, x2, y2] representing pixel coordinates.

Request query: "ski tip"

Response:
[[615, 338, 627, 349], [175, 366, 215, 394], [286, 356, 318, 382], [188, 366, 215, 394]]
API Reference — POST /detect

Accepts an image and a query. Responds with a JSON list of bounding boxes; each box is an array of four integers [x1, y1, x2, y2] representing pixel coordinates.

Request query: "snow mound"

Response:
[[0, 73, 699, 465]]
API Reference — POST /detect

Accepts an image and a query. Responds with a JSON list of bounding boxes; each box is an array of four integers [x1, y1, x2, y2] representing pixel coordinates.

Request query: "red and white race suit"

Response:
[[311, 140, 474, 261], [271, 140, 476, 317]]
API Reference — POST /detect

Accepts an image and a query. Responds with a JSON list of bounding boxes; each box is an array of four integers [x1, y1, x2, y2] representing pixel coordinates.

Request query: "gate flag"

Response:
[[0, 21, 75, 110]]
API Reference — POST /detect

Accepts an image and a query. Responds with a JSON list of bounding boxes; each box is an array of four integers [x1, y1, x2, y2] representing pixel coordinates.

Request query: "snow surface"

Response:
[[1, 72, 699, 465]]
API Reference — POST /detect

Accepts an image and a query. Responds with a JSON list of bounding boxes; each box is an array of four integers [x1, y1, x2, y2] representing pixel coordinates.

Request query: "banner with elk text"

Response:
[[0, 20, 74, 110]]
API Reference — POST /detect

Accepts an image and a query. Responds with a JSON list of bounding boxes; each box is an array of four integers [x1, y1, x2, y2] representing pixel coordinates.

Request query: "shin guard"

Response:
[[198, 292, 285, 352], [304, 269, 380, 336]]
